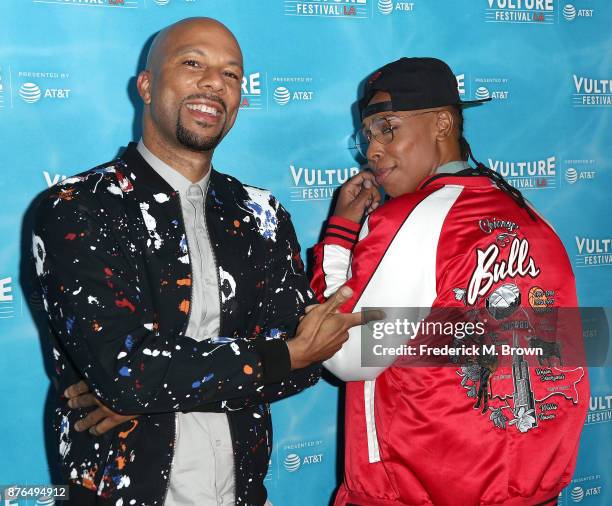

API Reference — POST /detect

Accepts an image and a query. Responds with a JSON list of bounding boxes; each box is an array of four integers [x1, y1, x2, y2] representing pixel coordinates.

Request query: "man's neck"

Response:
[[142, 132, 213, 183]]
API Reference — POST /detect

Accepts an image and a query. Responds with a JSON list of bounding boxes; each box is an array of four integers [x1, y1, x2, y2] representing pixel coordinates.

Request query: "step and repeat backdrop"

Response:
[[0, 1, 611, 505]]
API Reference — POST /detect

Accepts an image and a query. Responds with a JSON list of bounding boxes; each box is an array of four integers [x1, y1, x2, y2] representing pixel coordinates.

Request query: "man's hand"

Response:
[[64, 381, 138, 435], [333, 171, 381, 223], [287, 286, 381, 370]]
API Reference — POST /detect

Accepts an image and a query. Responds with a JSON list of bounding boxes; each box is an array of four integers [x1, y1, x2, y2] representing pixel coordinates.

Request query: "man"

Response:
[[32, 17, 361, 506], [312, 58, 589, 505]]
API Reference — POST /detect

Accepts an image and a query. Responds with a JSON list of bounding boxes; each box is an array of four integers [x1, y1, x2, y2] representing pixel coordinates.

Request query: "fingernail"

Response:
[[75, 422, 82, 432], [63, 389, 69, 398], [340, 286, 353, 297], [67, 399, 74, 408], [363, 180, 372, 188]]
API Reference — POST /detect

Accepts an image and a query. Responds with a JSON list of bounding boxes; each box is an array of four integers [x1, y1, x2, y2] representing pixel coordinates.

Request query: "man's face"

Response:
[[362, 91, 440, 197], [140, 20, 243, 152]]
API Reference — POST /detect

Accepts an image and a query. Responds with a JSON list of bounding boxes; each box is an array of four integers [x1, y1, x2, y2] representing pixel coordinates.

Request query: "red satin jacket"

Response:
[[312, 173, 589, 506]]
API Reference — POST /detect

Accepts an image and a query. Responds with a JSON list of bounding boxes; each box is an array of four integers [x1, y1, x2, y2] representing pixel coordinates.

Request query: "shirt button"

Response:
[[216, 439, 222, 447]]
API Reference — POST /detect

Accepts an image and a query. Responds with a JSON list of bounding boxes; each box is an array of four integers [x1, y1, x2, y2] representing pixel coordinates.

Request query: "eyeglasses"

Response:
[[352, 110, 439, 159]]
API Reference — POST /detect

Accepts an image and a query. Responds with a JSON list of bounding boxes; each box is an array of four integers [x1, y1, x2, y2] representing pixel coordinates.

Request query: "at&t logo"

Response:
[[282, 452, 323, 472], [570, 484, 603, 502], [19, 82, 70, 103], [563, 4, 576, 20], [567, 475, 604, 503], [571, 486, 584, 502], [562, 159, 596, 186], [271, 76, 315, 107], [36, 497, 56, 506], [475, 87, 490, 100], [19, 83, 42, 103], [17, 70, 72, 104], [377, 0, 414, 15], [272, 86, 314, 106], [562, 3, 594, 21], [283, 453, 301, 472], [473, 76, 510, 100], [273, 87, 290, 106], [565, 167, 577, 184], [378, 0, 393, 14]]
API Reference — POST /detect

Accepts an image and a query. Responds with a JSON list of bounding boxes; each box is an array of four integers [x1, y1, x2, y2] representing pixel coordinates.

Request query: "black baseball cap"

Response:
[[360, 57, 491, 120]]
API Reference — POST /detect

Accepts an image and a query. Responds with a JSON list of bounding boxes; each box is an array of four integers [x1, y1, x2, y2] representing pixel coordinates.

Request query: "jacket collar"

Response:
[[416, 170, 495, 191], [435, 160, 470, 175], [136, 140, 211, 199], [119, 142, 221, 195]]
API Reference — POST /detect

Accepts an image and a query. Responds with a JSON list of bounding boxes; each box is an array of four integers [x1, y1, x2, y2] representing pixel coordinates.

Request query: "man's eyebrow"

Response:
[[173, 47, 243, 70]]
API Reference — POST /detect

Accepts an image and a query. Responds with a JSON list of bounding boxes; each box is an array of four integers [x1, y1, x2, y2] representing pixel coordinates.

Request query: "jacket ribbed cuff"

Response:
[[323, 216, 361, 249], [254, 339, 291, 384]]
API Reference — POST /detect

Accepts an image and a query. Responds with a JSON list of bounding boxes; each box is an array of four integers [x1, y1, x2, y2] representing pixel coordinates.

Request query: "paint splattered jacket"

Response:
[[32, 142, 320, 505]]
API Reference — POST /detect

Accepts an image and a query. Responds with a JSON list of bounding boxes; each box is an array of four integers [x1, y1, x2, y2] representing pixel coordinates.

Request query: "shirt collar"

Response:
[[137, 139, 210, 196], [435, 160, 470, 175]]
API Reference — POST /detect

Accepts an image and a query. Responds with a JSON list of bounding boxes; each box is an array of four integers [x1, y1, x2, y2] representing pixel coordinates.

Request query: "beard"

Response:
[[175, 116, 225, 152]]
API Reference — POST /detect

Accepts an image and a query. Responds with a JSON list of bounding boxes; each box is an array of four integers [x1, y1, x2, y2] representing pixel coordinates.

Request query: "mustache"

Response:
[[181, 93, 227, 113]]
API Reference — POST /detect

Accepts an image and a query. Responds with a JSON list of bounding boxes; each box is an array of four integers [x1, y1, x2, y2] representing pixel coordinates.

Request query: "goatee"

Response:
[[176, 118, 224, 152]]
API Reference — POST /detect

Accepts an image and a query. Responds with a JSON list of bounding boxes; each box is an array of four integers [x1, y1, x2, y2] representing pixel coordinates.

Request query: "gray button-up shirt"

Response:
[[137, 141, 234, 506]]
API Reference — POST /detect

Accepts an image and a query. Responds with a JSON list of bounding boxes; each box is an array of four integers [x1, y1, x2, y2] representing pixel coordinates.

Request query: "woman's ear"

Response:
[[435, 109, 454, 141]]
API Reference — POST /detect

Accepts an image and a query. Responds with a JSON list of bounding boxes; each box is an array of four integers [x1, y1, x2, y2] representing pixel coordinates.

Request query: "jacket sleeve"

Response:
[[311, 216, 360, 302], [33, 195, 297, 416], [317, 215, 397, 382], [225, 200, 324, 408], [311, 216, 387, 382]]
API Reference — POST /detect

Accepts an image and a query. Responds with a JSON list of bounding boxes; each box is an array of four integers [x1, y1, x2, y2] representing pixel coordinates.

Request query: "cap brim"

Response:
[[459, 97, 492, 108]]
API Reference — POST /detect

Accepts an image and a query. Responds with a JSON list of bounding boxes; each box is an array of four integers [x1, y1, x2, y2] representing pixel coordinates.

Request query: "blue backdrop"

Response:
[[0, 1, 610, 505]]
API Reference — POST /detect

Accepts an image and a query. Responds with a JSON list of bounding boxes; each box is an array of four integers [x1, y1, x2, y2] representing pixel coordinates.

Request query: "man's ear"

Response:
[[435, 109, 454, 141], [136, 70, 152, 105]]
